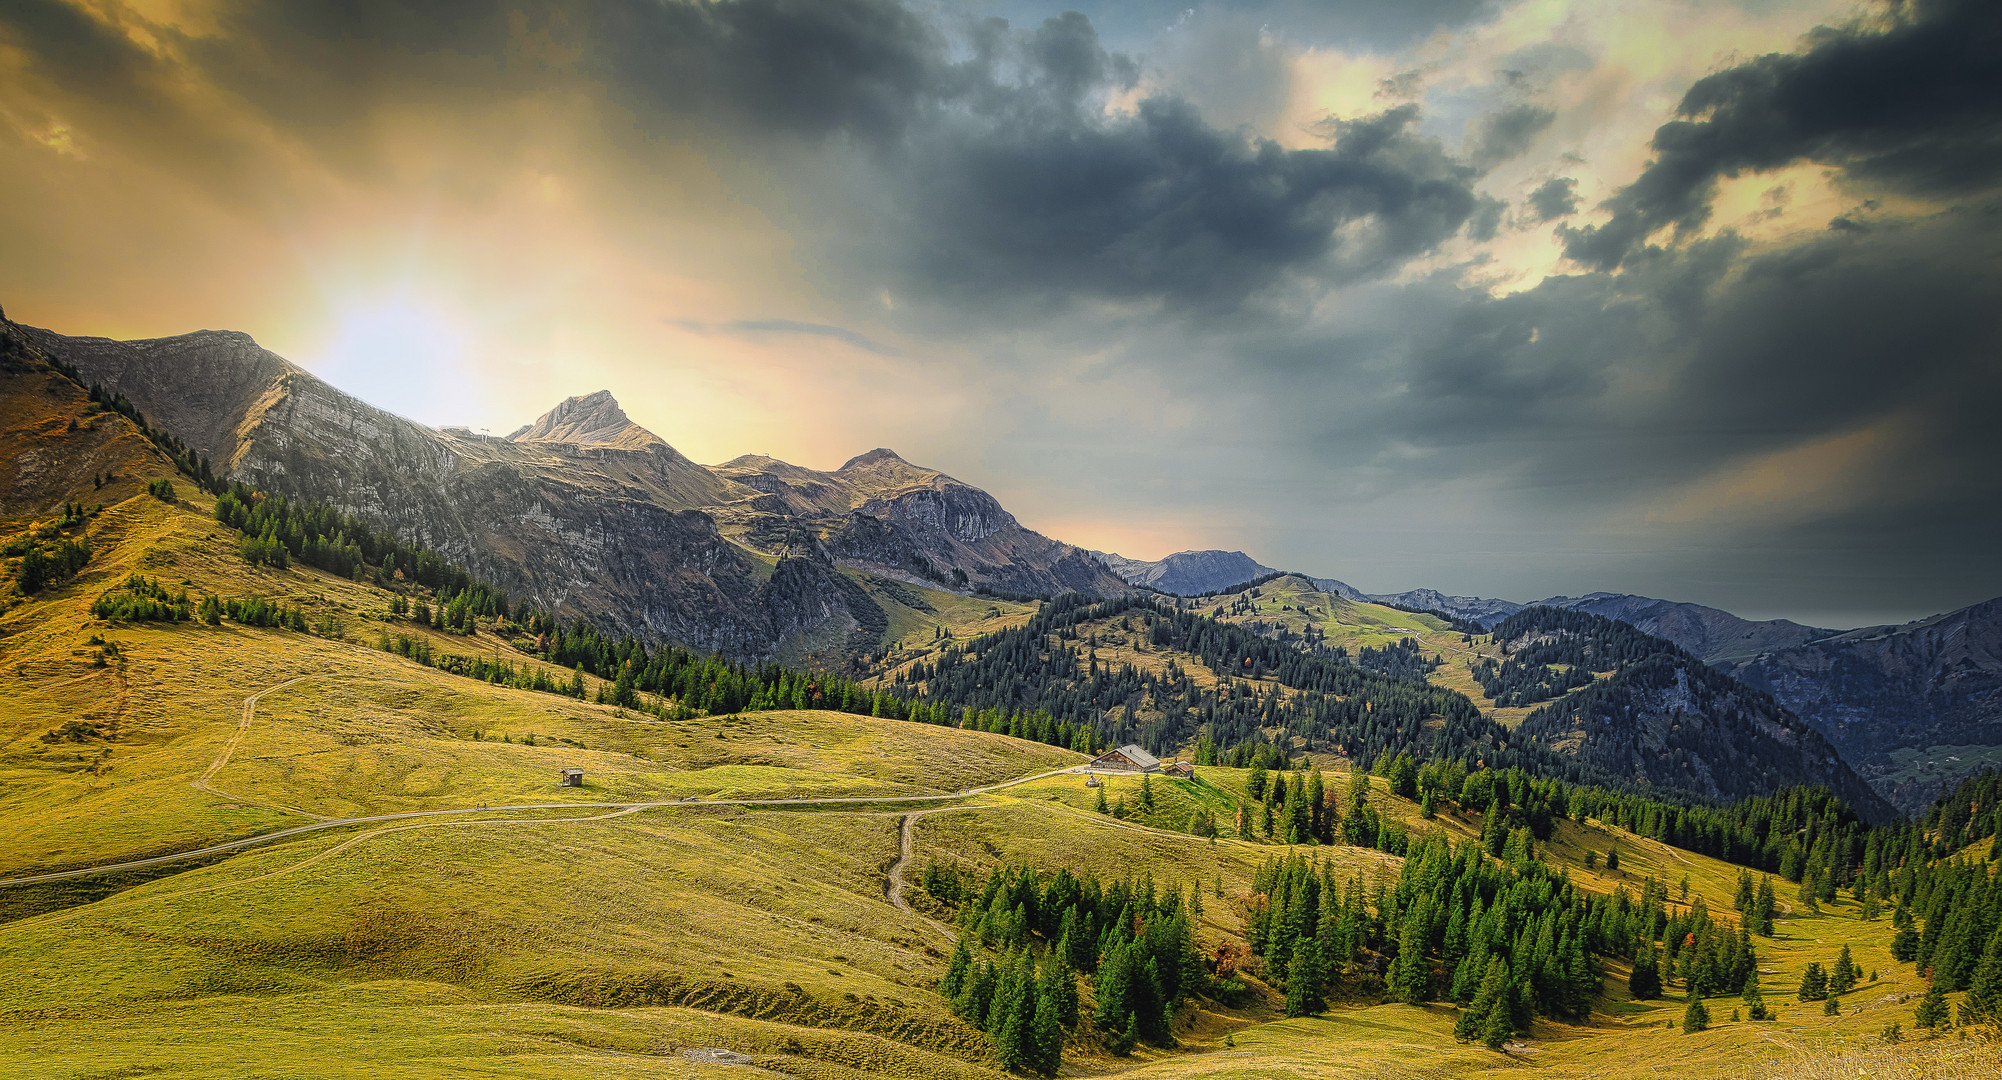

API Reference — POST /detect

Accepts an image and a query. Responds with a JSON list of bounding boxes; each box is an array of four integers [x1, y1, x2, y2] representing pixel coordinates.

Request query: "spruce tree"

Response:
[[1285, 939, 1322, 1017], [1605, 847, 1620, 873], [1743, 970, 1771, 1021], [941, 933, 972, 999], [1914, 982, 1950, 1029], [1392, 917, 1429, 1004], [1891, 905, 1920, 962], [990, 948, 1034, 1069], [1683, 991, 1710, 1033], [1752, 876, 1777, 936], [1797, 962, 1828, 1001], [1480, 990, 1514, 1049], [1459, 957, 1511, 1047], [1028, 975, 1064, 1076], [1830, 945, 1857, 995], [1965, 925, 2002, 1025], [1629, 946, 1662, 1000], [1095, 783, 1109, 814]]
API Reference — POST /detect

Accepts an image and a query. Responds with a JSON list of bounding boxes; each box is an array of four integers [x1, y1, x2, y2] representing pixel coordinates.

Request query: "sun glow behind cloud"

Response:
[[2, 0, 1997, 625]]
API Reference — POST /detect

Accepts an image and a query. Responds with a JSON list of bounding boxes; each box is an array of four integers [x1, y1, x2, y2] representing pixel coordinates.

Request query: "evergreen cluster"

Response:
[[215, 486, 468, 589], [1241, 828, 1754, 1043], [1573, 786, 1869, 883], [145, 478, 175, 502], [12, 533, 91, 594], [931, 862, 1208, 1068], [90, 575, 192, 622], [902, 593, 1545, 779], [1923, 769, 2002, 858], [1471, 607, 1668, 707]]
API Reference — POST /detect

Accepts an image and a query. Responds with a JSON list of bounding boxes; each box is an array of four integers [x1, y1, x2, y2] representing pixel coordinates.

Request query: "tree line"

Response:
[[927, 860, 1211, 1072]]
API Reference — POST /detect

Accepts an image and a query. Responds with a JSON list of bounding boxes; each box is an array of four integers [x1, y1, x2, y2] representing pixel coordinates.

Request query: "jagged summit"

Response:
[[507, 390, 664, 450]]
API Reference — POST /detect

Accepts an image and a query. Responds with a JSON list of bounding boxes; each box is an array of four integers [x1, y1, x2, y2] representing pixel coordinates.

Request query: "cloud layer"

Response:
[[1, 0, 1996, 627]]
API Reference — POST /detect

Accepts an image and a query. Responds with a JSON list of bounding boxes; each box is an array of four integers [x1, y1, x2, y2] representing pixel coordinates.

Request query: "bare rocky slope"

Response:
[[1723, 599, 2002, 814], [19, 320, 1125, 659]]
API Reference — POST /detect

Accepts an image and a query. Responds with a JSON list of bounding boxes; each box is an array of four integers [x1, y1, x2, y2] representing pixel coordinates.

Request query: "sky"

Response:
[[2, 0, 1998, 629]]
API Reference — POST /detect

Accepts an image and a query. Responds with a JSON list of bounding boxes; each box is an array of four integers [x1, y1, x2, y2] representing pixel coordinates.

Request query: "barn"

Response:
[[1088, 744, 1161, 773]]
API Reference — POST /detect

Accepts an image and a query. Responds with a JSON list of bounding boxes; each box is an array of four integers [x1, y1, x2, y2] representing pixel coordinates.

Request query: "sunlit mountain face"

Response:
[[3, 0, 1997, 628]]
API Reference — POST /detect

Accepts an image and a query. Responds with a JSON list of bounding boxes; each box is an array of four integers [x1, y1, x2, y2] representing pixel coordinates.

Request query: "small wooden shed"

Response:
[[1088, 744, 1162, 773], [560, 768, 585, 787]]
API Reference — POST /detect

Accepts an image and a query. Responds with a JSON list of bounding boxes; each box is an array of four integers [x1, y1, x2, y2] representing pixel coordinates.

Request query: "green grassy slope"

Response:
[[0, 360, 1989, 1079]]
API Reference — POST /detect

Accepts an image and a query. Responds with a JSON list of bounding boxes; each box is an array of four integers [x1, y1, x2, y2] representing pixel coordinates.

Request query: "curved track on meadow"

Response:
[[0, 673, 1091, 888]]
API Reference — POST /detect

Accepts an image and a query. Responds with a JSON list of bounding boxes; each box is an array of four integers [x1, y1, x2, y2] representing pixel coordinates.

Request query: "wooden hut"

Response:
[[560, 768, 585, 787], [1088, 744, 1161, 773]]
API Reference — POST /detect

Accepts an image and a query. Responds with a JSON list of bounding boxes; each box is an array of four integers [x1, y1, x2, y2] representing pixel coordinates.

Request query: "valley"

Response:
[[1, 318, 1996, 1079]]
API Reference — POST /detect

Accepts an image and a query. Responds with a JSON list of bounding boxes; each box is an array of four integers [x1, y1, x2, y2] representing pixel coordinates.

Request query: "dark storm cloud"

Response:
[[580, 2, 1489, 309], [1525, 177, 1579, 221], [881, 97, 1480, 310], [1468, 103, 1555, 169], [161, 1, 1486, 311], [1563, 0, 2002, 270]]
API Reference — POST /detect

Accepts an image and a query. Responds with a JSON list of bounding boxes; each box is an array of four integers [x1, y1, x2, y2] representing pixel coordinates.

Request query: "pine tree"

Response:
[[1285, 939, 1322, 1017], [1683, 991, 1710, 1033], [1890, 904, 1920, 962], [1480, 989, 1514, 1049], [1028, 963, 1065, 1076], [1742, 970, 1771, 1021], [1752, 876, 1777, 936], [1048, 948, 1081, 1030], [1605, 847, 1620, 873], [941, 933, 973, 999], [1965, 925, 2002, 1025], [1797, 962, 1828, 1001], [1392, 916, 1429, 1004], [1914, 981, 1950, 1029], [1630, 946, 1662, 1000], [1830, 945, 1857, 995], [1140, 773, 1155, 812], [990, 948, 1034, 1069], [1095, 783, 1109, 814]]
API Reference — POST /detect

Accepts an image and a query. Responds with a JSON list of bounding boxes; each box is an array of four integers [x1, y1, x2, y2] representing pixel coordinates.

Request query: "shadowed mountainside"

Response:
[[18, 319, 1124, 660]]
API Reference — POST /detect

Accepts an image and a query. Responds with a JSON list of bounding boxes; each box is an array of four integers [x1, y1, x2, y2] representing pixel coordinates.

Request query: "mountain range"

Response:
[[12, 312, 1998, 815], [20, 321, 1122, 661]]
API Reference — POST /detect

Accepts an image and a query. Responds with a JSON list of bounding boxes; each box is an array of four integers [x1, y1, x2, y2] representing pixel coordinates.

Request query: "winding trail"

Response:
[[883, 807, 971, 940], [192, 675, 333, 821], [1, 677, 1087, 891]]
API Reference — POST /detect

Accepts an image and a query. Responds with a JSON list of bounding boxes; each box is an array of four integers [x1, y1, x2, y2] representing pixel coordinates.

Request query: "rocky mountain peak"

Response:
[[838, 447, 911, 471], [508, 390, 664, 450]]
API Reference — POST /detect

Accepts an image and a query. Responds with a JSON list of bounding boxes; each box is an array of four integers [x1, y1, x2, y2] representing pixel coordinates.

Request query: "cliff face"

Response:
[[1724, 599, 2002, 814], [1498, 611, 1896, 823], [23, 322, 1124, 659]]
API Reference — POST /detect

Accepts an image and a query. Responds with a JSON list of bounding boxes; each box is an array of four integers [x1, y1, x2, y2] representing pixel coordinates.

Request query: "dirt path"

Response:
[[193, 675, 333, 821], [0, 759, 1088, 888], [883, 808, 968, 940]]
